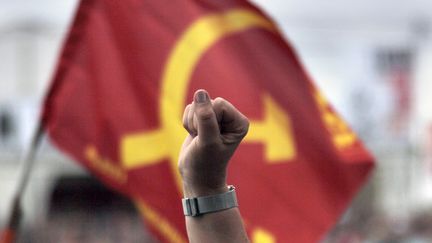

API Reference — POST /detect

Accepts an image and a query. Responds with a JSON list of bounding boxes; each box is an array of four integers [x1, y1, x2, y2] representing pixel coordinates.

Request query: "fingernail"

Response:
[[195, 91, 208, 103]]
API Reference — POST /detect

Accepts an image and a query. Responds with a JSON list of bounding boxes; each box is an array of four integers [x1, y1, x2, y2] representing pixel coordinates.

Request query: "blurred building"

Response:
[[1, 0, 432, 242]]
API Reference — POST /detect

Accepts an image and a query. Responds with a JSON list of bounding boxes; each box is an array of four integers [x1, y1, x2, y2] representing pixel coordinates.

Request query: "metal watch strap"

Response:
[[182, 185, 238, 217]]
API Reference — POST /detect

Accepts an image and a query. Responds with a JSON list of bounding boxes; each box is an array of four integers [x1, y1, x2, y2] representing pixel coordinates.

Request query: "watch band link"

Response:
[[182, 185, 238, 217]]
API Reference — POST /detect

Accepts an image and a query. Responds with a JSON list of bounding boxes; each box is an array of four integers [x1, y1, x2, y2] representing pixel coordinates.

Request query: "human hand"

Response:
[[178, 89, 249, 197]]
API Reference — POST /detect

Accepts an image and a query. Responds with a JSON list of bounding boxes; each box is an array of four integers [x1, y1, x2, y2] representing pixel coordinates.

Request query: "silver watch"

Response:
[[182, 185, 238, 217]]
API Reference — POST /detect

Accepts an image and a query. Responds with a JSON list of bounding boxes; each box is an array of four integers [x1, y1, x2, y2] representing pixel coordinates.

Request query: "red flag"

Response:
[[42, 0, 374, 242], [0, 230, 15, 243]]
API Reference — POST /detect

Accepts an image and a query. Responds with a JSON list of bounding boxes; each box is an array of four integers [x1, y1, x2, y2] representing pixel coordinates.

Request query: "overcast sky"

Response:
[[0, 0, 431, 31]]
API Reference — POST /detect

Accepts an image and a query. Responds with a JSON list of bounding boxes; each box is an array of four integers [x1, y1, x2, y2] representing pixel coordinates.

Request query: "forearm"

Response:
[[183, 185, 249, 243], [185, 207, 249, 243]]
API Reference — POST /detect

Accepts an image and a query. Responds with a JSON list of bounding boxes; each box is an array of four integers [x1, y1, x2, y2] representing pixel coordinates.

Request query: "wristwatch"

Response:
[[182, 185, 238, 217]]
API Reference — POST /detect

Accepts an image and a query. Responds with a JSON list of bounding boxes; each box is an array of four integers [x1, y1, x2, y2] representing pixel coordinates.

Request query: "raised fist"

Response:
[[178, 89, 249, 197]]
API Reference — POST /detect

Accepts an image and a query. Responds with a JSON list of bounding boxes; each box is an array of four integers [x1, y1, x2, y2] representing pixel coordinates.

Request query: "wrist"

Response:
[[182, 181, 228, 198], [180, 168, 228, 197]]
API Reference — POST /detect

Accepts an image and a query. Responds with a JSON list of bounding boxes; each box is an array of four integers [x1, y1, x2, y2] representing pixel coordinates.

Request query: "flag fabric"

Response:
[[42, 0, 374, 242], [0, 230, 15, 243]]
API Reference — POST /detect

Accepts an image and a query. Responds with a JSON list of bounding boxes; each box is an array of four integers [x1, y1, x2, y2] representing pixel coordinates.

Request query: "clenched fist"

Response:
[[178, 89, 249, 197]]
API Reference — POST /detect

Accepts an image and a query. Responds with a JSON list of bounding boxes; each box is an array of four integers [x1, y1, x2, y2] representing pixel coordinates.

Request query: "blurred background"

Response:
[[0, 0, 431, 242]]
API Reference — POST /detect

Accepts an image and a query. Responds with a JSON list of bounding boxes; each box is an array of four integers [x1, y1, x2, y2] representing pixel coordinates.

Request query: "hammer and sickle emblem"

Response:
[[120, 8, 297, 190]]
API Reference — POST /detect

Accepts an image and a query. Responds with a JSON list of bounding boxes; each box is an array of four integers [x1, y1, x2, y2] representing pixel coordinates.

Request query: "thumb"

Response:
[[193, 89, 220, 145]]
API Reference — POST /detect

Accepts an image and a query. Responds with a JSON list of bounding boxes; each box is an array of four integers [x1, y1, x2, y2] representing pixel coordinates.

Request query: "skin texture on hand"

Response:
[[178, 89, 250, 243], [179, 89, 249, 197]]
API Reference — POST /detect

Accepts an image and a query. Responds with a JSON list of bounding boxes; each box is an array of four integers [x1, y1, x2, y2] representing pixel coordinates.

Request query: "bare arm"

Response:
[[178, 89, 250, 243]]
